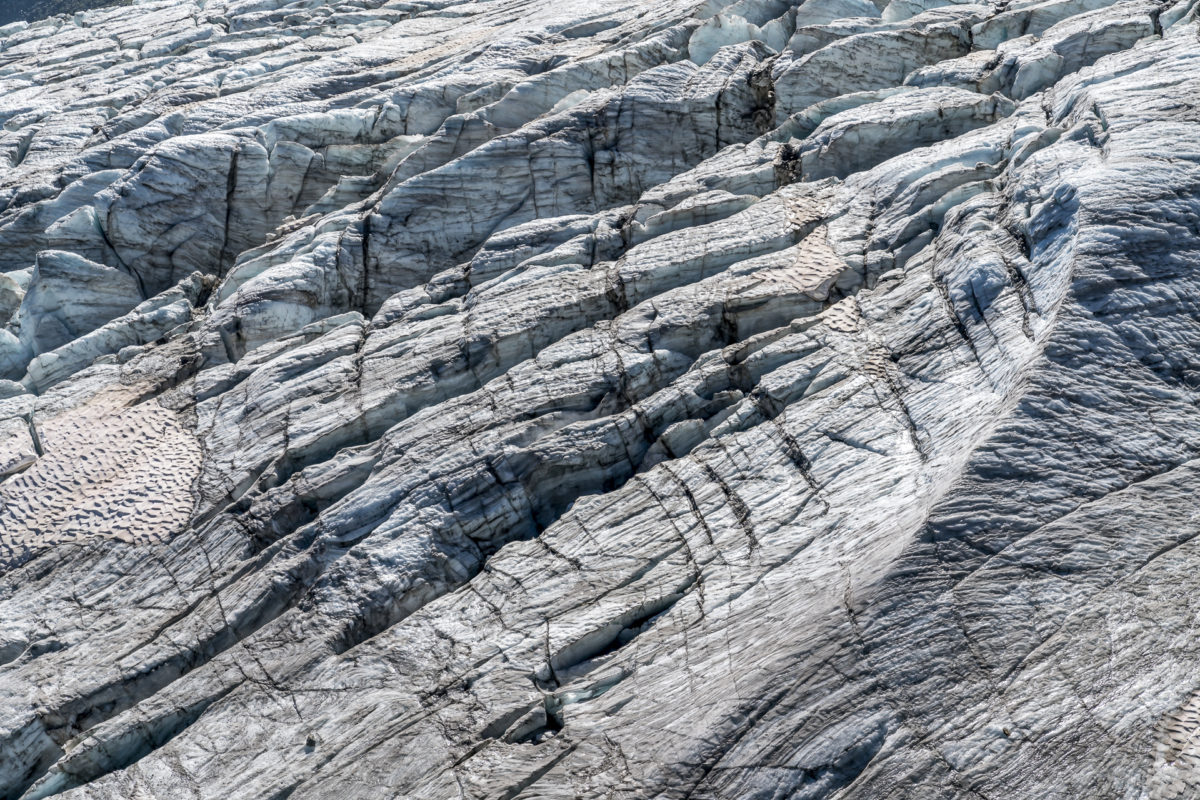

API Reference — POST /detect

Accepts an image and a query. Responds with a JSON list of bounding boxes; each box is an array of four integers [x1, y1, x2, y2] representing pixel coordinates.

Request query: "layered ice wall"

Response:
[[1, 0, 1199, 797]]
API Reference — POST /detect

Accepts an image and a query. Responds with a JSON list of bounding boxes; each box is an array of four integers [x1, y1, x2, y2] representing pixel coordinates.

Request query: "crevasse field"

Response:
[[2, 0, 1200, 797]]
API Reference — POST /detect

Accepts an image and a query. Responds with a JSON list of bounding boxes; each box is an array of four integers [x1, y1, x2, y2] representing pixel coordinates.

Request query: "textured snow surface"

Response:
[[1, 0, 1200, 796]]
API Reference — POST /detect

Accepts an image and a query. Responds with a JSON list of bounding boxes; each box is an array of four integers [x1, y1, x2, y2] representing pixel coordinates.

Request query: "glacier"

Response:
[[1, 0, 1200, 796]]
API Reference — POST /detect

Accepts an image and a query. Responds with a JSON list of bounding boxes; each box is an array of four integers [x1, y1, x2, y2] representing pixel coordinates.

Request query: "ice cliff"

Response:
[[1, 0, 1200, 796]]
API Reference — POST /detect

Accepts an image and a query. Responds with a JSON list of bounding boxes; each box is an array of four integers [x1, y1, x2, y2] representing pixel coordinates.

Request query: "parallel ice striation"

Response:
[[1, 0, 1199, 797]]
